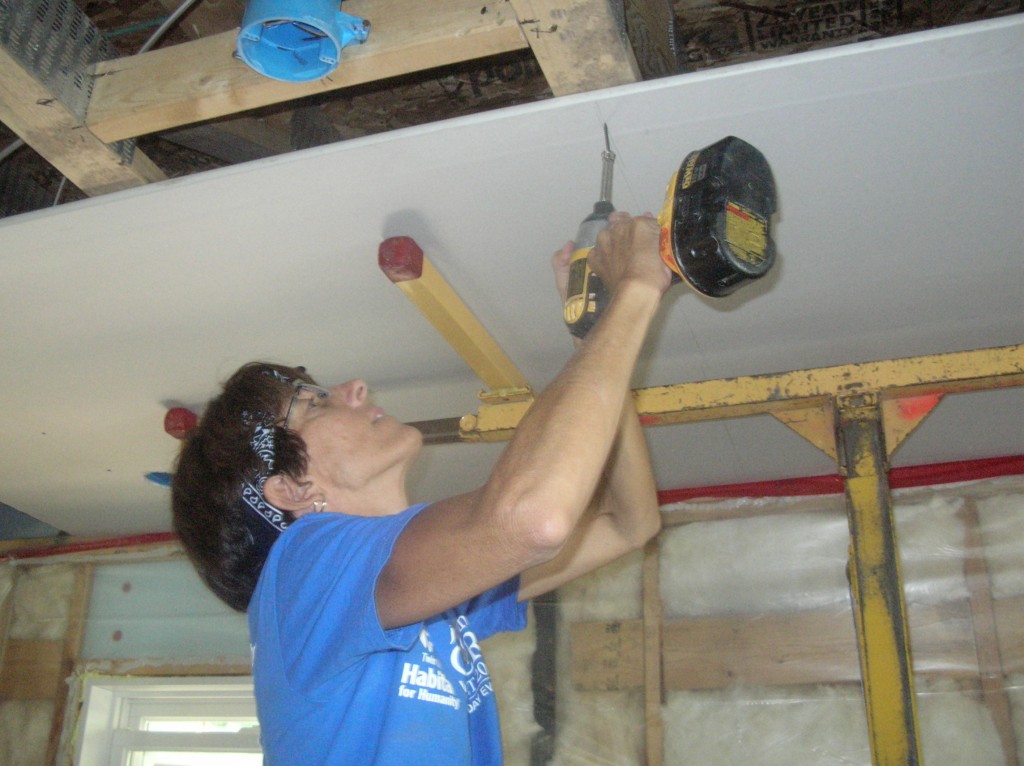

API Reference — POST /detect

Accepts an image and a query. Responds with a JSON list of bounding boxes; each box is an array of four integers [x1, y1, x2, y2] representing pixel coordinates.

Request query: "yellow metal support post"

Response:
[[836, 394, 922, 766]]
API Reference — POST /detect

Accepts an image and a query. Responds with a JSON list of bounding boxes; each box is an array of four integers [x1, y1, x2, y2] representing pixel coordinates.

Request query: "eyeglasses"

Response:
[[283, 381, 331, 430]]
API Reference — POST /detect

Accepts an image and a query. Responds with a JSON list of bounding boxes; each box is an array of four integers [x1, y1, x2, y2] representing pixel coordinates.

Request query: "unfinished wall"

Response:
[[0, 553, 255, 766], [561, 474, 1024, 765], [0, 563, 82, 766], [0, 472, 1020, 766], [0, 550, 539, 766]]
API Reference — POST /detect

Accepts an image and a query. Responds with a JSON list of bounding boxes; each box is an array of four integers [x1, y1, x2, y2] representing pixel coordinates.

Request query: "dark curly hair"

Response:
[[171, 362, 315, 612]]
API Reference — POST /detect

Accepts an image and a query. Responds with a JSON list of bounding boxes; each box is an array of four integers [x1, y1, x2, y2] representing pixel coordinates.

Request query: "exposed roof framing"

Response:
[[1, 0, 1018, 208], [0, 43, 165, 195], [1, 0, 643, 195], [0, 0, 166, 195], [86, 0, 533, 143], [507, 0, 641, 95]]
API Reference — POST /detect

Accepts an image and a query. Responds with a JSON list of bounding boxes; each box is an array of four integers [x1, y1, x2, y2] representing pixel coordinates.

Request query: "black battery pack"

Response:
[[662, 136, 777, 297]]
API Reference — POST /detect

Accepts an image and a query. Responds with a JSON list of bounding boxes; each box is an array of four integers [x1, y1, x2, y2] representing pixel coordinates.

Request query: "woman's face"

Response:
[[284, 378, 423, 501]]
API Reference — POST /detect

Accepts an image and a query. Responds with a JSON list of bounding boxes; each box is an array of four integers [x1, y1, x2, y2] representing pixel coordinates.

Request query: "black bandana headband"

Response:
[[238, 370, 295, 559]]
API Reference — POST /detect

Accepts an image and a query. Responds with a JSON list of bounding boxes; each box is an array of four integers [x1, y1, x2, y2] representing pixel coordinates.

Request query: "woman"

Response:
[[171, 214, 670, 764]]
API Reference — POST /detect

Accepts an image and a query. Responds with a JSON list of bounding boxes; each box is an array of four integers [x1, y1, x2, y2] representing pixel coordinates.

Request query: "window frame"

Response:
[[74, 676, 261, 766]]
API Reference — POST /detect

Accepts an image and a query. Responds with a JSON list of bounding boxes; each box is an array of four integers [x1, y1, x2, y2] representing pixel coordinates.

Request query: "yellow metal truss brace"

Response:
[[459, 344, 1023, 440]]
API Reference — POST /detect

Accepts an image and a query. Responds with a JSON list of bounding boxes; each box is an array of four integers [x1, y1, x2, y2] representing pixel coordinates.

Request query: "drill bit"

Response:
[[599, 124, 615, 205]]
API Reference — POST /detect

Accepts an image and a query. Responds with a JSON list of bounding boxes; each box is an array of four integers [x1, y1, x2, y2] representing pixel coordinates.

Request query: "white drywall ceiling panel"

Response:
[[0, 17, 1021, 536]]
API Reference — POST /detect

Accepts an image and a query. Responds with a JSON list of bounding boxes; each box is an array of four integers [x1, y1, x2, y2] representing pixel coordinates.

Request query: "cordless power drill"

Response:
[[563, 134, 777, 338]]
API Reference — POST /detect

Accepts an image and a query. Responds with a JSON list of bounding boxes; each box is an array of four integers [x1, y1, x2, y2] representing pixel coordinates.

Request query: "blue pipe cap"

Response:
[[237, 0, 370, 82]]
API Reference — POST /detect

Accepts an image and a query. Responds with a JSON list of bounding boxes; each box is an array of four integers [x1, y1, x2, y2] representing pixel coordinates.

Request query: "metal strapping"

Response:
[[0, 0, 135, 163]]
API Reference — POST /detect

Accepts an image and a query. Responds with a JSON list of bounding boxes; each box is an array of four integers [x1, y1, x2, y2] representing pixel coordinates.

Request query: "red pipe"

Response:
[[1, 532, 178, 562], [656, 454, 1024, 504]]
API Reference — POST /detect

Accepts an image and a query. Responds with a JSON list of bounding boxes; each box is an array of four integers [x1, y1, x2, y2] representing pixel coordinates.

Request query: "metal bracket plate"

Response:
[[0, 0, 135, 163]]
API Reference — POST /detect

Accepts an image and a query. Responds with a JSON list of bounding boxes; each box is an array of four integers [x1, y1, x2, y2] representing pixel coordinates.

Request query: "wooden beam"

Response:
[[0, 47, 165, 195], [642, 539, 664, 766], [623, 0, 680, 78], [46, 565, 94, 765], [508, 0, 641, 96], [0, 639, 64, 700], [996, 597, 1024, 671], [87, 0, 529, 143], [960, 498, 1020, 766], [379, 236, 531, 395], [571, 595, 1024, 691], [571, 619, 645, 691]]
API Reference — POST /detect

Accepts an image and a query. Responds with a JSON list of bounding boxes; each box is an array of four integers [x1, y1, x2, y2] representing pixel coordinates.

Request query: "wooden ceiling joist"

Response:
[[86, 0, 532, 143], [508, 0, 641, 95], [2, 0, 650, 196], [0, 45, 165, 196], [85, 0, 648, 144]]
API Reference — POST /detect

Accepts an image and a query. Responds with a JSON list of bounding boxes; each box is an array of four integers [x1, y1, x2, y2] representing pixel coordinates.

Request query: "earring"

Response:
[[312, 500, 327, 513]]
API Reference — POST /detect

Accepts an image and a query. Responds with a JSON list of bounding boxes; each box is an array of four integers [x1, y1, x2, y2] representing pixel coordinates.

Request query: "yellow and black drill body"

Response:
[[563, 132, 616, 339], [563, 134, 777, 338]]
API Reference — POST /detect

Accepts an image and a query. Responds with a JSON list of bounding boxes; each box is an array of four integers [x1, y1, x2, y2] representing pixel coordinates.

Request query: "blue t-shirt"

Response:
[[248, 504, 528, 765]]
